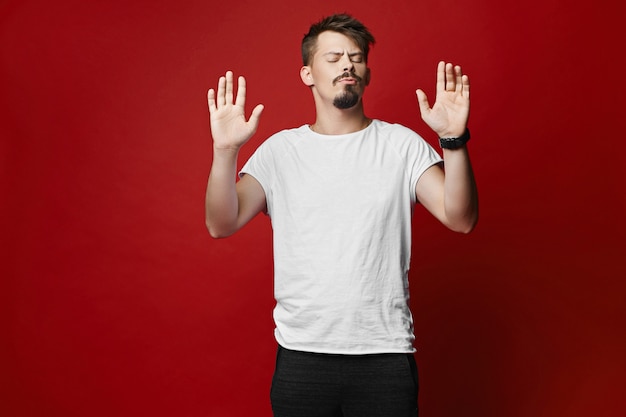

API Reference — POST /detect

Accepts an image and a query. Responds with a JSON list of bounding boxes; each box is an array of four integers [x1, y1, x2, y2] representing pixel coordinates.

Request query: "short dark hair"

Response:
[[301, 14, 376, 66]]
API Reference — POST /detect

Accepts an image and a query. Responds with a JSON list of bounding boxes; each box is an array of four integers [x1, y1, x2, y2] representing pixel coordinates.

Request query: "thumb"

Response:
[[248, 104, 264, 128], [415, 89, 430, 117]]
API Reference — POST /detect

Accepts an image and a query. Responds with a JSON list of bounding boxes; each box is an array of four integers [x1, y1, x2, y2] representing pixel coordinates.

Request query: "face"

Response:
[[300, 31, 370, 109]]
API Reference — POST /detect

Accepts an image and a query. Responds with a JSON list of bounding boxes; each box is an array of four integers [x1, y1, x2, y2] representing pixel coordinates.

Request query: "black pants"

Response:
[[270, 346, 419, 417]]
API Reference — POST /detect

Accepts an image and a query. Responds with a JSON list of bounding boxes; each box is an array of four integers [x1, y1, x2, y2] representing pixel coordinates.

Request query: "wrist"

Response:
[[213, 144, 241, 154], [212, 146, 241, 166], [439, 128, 470, 150]]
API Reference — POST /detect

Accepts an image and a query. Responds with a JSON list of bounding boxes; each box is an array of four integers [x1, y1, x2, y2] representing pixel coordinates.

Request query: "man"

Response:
[[205, 13, 477, 417]]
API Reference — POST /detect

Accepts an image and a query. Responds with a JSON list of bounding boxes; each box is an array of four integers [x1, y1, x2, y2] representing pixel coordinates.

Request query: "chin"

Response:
[[333, 89, 360, 109]]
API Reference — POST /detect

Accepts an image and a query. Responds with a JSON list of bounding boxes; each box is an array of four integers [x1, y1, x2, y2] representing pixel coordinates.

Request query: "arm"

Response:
[[415, 61, 478, 233], [205, 71, 266, 238]]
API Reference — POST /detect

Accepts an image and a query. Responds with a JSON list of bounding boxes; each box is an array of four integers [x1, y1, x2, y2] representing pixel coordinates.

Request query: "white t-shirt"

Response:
[[240, 120, 442, 354]]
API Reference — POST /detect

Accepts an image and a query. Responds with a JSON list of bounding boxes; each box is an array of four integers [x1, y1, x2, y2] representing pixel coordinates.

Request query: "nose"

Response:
[[340, 55, 354, 72]]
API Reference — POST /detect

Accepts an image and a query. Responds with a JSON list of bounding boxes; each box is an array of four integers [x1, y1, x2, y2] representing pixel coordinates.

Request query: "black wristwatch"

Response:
[[439, 128, 470, 149]]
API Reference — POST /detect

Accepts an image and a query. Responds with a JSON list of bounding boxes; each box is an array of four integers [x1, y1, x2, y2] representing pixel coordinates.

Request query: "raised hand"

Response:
[[207, 71, 264, 151], [416, 61, 470, 138]]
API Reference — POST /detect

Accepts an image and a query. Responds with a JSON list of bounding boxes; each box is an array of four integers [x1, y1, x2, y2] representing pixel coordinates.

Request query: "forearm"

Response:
[[442, 145, 478, 233], [205, 147, 240, 238]]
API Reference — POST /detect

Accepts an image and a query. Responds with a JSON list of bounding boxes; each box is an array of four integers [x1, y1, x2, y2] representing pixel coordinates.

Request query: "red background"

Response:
[[2, 0, 625, 416]]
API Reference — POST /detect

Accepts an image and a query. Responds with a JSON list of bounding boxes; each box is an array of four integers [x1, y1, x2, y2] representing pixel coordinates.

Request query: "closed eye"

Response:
[[323, 51, 364, 63], [349, 53, 364, 63], [325, 52, 342, 62]]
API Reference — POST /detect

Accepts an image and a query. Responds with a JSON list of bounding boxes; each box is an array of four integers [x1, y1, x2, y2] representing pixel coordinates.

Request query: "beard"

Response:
[[333, 85, 360, 109]]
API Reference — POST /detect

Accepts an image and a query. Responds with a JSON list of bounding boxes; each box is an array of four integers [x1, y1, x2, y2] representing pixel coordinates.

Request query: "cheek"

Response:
[[318, 69, 338, 84]]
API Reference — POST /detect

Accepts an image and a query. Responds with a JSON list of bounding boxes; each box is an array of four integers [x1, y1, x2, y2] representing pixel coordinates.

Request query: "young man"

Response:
[[205, 14, 477, 417]]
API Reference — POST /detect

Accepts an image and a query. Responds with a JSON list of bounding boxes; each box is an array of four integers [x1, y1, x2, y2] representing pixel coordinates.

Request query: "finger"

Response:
[[207, 89, 216, 113], [235, 76, 247, 108], [454, 65, 463, 93], [462, 74, 470, 98], [216, 75, 226, 106], [415, 89, 431, 117], [445, 63, 455, 92], [225, 71, 234, 105], [435, 61, 445, 94]]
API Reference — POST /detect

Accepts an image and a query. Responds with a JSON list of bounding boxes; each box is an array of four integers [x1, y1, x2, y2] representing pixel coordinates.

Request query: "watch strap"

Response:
[[439, 128, 470, 149]]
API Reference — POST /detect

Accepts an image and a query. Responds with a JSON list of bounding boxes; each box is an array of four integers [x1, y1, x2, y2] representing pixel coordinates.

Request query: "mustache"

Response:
[[333, 72, 362, 85]]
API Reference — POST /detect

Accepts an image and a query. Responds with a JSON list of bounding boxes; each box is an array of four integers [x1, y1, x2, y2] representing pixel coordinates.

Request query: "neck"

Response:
[[310, 102, 371, 135]]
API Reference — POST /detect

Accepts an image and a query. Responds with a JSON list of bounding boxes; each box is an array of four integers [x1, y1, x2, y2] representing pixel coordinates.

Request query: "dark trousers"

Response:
[[270, 345, 419, 417]]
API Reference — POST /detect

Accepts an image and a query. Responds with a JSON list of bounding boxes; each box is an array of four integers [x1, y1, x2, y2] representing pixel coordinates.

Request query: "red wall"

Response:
[[2, 0, 625, 416]]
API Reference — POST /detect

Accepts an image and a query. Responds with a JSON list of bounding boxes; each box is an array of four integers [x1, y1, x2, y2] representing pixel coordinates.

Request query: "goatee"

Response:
[[333, 86, 360, 109]]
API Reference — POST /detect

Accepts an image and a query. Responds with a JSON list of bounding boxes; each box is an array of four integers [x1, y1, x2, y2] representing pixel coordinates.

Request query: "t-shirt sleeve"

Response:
[[398, 127, 443, 204], [239, 139, 275, 214]]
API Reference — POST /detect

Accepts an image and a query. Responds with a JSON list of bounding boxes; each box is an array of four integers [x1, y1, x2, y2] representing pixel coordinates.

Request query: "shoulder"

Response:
[[247, 125, 310, 165], [371, 119, 427, 145], [258, 125, 310, 149], [372, 119, 421, 138]]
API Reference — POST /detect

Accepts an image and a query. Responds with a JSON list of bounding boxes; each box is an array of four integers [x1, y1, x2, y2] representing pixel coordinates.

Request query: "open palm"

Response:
[[207, 71, 264, 150], [416, 61, 469, 138]]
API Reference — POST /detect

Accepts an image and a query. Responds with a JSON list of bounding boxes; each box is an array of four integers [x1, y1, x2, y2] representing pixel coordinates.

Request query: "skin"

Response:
[[299, 31, 371, 134], [205, 31, 477, 238]]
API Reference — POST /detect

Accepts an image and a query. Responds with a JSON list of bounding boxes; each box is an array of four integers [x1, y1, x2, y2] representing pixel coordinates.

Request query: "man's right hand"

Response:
[[207, 71, 264, 151]]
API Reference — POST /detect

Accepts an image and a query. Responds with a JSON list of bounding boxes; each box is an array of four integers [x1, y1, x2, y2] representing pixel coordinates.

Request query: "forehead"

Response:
[[315, 31, 362, 54]]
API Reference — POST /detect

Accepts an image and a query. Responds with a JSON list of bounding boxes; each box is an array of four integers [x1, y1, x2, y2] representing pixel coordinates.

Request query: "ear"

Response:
[[364, 68, 371, 86], [300, 66, 314, 86]]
